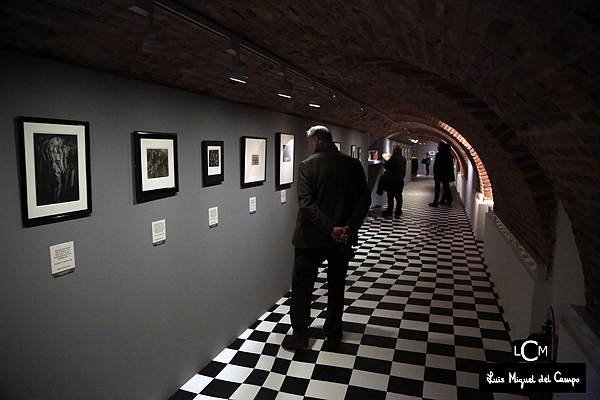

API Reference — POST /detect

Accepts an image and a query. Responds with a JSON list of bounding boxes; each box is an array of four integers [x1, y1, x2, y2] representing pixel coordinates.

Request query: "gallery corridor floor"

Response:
[[168, 177, 526, 400]]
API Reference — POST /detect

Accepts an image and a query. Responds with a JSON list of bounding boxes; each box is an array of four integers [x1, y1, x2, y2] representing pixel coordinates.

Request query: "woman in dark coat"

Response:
[[429, 142, 455, 207]]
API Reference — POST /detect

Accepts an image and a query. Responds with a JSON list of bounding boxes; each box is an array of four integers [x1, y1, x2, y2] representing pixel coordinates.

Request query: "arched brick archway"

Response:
[[369, 113, 493, 202]]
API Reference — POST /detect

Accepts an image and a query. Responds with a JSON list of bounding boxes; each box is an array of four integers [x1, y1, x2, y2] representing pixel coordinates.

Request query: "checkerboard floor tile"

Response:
[[169, 178, 528, 400]]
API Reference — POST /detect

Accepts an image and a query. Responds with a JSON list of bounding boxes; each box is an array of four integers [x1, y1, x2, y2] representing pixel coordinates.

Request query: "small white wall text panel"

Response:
[[249, 197, 257, 214], [152, 219, 166, 246], [209, 206, 218, 228], [281, 190, 286, 204], [50, 241, 75, 277]]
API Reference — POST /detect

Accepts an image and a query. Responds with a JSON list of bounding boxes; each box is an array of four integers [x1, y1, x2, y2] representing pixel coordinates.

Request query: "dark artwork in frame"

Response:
[[202, 140, 224, 187], [16, 116, 92, 227], [132, 131, 179, 203]]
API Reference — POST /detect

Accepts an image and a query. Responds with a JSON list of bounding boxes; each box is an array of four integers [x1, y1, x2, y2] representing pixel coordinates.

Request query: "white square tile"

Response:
[[390, 362, 425, 381], [422, 381, 458, 400], [357, 345, 396, 361], [213, 348, 237, 364], [349, 369, 390, 391], [180, 374, 212, 393], [316, 351, 356, 368], [216, 364, 253, 383], [425, 353, 456, 370], [456, 370, 479, 389], [305, 380, 347, 400]]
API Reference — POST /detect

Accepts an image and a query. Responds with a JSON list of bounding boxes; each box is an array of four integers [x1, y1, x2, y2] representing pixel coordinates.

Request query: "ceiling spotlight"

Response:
[[309, 99, 321, 108], [142, 6, 169, 55], [229, 53, 248, 84], [277, 65, 293, 98]]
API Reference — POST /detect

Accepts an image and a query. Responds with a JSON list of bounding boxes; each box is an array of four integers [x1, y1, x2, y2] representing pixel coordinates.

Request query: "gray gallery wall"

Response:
[[0, 51, 369, 400]]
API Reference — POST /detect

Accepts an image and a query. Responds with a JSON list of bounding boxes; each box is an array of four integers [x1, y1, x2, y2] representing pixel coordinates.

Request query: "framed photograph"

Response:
[[351, 144, 357, 158], [276, 132, 294, 188], [358, 147, 362, 160], [132, 131, 179, 203], [202, 140, 224, 186], [334, 142, 341, 151], [16, 116, 92, 227], [241, 136, 267, 187]]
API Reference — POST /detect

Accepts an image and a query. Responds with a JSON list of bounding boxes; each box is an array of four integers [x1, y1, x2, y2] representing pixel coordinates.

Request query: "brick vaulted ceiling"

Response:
[[1, 1, 600, 318]]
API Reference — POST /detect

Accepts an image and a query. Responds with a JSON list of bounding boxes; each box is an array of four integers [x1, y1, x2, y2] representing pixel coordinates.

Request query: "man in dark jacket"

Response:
[[382, 145, 406, 217], [283, 125, 371, 350], [429, 142, 455, 207]]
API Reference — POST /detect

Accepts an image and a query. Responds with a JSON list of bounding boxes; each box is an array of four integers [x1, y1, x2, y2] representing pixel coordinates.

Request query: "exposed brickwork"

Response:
[[1, 0, 599, 318]]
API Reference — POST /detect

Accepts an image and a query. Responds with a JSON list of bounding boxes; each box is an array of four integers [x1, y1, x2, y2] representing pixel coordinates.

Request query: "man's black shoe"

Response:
[[429, 202, 438, 207], [282, 334, 309, 350]]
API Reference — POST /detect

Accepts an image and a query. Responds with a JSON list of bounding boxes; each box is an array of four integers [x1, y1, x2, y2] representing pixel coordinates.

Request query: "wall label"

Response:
[[50, 241, 75, 277], [152, 219, 166, 246], [209, 206, 218, 228]]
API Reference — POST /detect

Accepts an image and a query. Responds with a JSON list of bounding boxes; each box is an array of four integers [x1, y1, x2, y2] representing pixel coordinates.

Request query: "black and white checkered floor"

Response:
[[169, 177, 526, 400]]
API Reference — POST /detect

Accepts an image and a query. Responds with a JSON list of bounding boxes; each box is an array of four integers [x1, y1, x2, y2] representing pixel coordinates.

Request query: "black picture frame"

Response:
[[132, 131, 179, 203], [240, 136, 267, 188], [16, 116, 92, 227], [201, 140, 224, 187], [275, 132, 294, 189]]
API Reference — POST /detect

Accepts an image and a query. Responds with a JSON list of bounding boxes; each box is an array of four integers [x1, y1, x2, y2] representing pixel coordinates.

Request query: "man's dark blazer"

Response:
[[292, 143, 371, 249]]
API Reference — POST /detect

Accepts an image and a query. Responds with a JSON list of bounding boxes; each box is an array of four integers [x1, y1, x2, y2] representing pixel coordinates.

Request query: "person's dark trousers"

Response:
[[425, 165, 430, 175], [385, 182, 404, 215], [440, 180, 452, 204], [291, 246, 348, 341]]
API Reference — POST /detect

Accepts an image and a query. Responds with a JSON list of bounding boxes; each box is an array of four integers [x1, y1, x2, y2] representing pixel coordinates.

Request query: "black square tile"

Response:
[[453, 316, 479, 327], [254, 387, 278, 400], [369, 316, 401, 328], [361, 334, 397, 349], [200, 379, 240, 398], [311, 364, 353, 384], [424, 366, 457, 385], [245, 369, 269, 386], [388, 375, 424, 397], [167, 389, 197, 400], [271, 357, 291, 374], [393, 349, 426, 366], [345, 385, 387, 400], [199, 361, 226, 377], [280, 376, 310, 395], [429, 322, 454, 334], [455, 335, 483, 348], [248, 330, 270, 342], [427, 342, 455, 357], [402, 311, 430, 322], [353, 356, 392, 374], [480, 328, 510, 341], [230, 351, 260, 368], [398, 328, 428, 341]]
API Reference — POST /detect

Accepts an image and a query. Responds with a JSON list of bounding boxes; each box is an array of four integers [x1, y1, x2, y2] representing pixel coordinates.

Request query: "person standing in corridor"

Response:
[[429, 142, 455, 207], [381, 145, 406, 217], [283, 125, 371, 350]]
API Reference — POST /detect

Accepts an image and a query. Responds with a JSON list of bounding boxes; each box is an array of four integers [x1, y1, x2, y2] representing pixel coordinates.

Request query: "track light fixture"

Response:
[[141, 4, 169, 55], [229, 55, 248, 83], [277, 65, 293, 98], [227, 39, 248, 83], [309, 81, 320, 108]]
